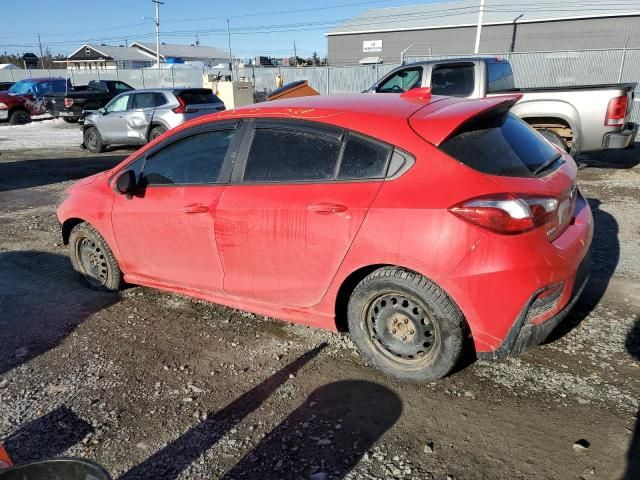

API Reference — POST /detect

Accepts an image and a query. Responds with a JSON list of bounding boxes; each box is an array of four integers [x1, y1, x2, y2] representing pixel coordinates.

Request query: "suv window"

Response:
[[377, 67, 422, 93], [440, 112, 562, 177], [132, 92, 167, 109], [106, 94, 130, 112], [431, 64, 475, 97], [142, 130, 235, 185], [243, 128, 342, 182], [338, 134, 392, 180], [487, 61, 515, 92], [178, 89, 220, 105]]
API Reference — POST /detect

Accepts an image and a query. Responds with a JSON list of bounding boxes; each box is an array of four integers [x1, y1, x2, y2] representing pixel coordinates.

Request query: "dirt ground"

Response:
[[0, 137, 639, 480]]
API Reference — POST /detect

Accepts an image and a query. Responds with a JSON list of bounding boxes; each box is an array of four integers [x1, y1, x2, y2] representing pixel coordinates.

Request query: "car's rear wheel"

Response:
[[347, 267, 466, 382], [9, 109, 30, 125], [537, 128, 569, 153], [84, 127, 105, 153], [149, 125, 167, 142], [69, 222, 122, 292]]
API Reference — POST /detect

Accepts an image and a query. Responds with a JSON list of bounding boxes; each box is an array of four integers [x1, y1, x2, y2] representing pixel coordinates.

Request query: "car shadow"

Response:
[[0, 154, 126, 192], [119, 344, 327, 480], [576, 144, 640, 170], [546, 198, 619, 343], [624, 318, 640, 480], [220, 380, 402, 480], [2, 406, 94, 464], [0, 251, 119, 376]]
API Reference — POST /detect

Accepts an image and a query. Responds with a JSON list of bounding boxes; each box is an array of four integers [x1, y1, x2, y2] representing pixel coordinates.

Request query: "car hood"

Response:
[[0, 91, 20, 103], [70, 169, 113, 189]]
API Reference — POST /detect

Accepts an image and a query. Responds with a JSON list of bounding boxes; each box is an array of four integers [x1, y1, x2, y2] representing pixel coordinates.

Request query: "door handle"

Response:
[[182, 204, 209, 214], [308, 202, 348, 214]]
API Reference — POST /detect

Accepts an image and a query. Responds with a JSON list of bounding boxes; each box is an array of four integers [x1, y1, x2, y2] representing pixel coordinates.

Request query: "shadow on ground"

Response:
[[221, 380, 402, 480], [0, 251, 118, 376], [0, 155, 126, 192], [120, 344, 328, 480], [3, 406, 93, 464], [546, 198, 619, 343], [576, 143, 640, 170], [624, 318, 640, 480]]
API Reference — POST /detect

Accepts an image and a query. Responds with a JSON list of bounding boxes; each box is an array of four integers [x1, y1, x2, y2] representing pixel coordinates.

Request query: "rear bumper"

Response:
[[477, 250, 590, 359], [602, 122, 638, 149]]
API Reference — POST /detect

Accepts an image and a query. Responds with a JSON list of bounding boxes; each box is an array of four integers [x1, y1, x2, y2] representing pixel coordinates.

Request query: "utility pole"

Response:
[[226, 19, 234, 80], [152, 0, 164, 68], [37, 33, 44, 68], [473, 0, 485, 54], [293, 41, 297, 64]]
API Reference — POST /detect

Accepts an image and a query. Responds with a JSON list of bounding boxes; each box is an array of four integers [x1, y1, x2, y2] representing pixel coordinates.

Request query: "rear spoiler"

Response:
[[409, 94, 522, 146]]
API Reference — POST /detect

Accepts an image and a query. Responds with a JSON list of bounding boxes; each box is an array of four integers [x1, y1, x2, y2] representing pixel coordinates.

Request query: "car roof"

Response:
[[17, 77, 67, 82], [401, 56, 508, 68]]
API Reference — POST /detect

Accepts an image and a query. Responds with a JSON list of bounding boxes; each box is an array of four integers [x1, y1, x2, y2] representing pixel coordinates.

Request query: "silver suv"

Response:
[[82, 88, 226, 153]]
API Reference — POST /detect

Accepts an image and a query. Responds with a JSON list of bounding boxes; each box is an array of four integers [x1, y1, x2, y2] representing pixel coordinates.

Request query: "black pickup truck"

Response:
[[45, 80, 134, 123]]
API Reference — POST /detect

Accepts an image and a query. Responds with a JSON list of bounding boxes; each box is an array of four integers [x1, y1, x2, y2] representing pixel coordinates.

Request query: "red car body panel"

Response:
[[57, 93, 593, 355]]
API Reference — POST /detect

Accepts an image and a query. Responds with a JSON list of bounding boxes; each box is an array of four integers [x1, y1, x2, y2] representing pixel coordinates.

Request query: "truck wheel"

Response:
[[148, 125, 167, 142], [63, 117, 79, 124], [69, 222, 123, 292], [347, 267, 466, 382], [537, 129, 569, 153], [9, 109, 31, 125], [84, 127, 105, 153]]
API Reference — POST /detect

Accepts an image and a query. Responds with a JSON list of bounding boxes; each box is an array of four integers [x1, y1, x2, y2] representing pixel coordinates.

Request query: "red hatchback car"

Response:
[[57, 90, 593, 382]]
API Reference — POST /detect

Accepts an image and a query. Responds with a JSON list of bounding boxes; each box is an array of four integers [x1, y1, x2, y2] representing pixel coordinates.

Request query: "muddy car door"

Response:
[[126, 92, 168, 144]]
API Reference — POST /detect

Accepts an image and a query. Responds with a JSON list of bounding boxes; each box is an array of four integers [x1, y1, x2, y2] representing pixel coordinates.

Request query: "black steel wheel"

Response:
[[8, 109, 30, 125], [69, 222, 122, 291], [348, 267, 466, 382], [366, 293, 438, 362]]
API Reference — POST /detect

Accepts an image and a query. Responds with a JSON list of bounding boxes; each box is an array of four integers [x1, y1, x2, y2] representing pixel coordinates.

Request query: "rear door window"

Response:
[[440, 112, 562, 177], [142, 129, 236, 185], [132, 92, 167, 109], [243, 127, 342, 182], [430, 64, 475, 97], [377, 67, 422, 93]]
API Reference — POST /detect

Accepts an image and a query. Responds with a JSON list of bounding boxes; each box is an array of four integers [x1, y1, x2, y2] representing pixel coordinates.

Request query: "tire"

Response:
[[69, 222, 122, 292], [63, 117, 79, 124], [8, 109, 31, 125], [148, 125, 167, 142], [537, 128, 569, 153], [84, 126, 105, 153], [347, 267, 466, 382]]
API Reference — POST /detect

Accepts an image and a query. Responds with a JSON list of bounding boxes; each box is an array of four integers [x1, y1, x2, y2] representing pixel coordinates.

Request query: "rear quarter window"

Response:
[[178, 89, 221, 105], [440, 112, 561, 177]]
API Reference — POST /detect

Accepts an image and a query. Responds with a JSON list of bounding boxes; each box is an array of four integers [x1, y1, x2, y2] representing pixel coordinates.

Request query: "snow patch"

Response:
[[0, 118, 82, 151]]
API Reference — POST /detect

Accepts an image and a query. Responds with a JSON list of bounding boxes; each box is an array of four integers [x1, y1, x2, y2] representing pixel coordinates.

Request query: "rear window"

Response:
[[440, 112, 562, 177], [178, 89, 221, 105]]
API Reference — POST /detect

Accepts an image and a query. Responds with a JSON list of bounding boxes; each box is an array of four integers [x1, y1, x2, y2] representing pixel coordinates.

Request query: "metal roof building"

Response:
[[326, 0, 640, 65]]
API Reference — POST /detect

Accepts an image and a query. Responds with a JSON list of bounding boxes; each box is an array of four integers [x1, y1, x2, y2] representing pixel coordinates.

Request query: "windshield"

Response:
[[8, 79, 36, 96]]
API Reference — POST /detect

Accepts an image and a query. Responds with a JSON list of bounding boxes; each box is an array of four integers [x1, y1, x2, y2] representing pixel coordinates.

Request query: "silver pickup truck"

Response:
[[367, 57, 638, 155]]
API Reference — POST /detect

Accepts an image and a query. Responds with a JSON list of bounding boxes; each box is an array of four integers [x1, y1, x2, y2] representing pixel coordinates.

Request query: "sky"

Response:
[[0, 0, 437, 60]]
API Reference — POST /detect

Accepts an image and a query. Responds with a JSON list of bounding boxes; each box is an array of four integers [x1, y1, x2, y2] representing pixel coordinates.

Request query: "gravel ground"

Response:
[[0, 143, 638, 480]]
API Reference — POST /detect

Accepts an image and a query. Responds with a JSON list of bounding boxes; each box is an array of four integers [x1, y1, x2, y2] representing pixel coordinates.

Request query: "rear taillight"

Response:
[[172, 96, 198, 114], [449, 193, 559, 236], [604, 95, 628, 126], [64, 98, 74, 108]]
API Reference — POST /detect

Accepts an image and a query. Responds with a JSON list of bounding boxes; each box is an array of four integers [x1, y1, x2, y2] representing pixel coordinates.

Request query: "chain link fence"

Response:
[[1, 48, 638, 122]]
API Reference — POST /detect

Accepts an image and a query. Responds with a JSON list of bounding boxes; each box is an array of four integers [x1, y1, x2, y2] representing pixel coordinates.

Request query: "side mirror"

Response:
[[98, 107, 107, 115], [115, 170, 137, 195]]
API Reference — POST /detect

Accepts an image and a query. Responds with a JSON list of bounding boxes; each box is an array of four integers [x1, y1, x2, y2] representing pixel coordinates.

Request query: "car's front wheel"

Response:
[[9, 109, 31, 125], [84, 127, 105, 153], [69, 222, 122, 292], [348, 267, 466, 382]]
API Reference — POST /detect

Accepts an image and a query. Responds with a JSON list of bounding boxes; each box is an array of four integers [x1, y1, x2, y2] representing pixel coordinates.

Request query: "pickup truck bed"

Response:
[[45, 80, 134, 122]]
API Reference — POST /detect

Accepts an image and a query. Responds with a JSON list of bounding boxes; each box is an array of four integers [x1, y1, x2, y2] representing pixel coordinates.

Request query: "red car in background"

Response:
[[0, 77, 70, 124], [57, 90, 593, 382]]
